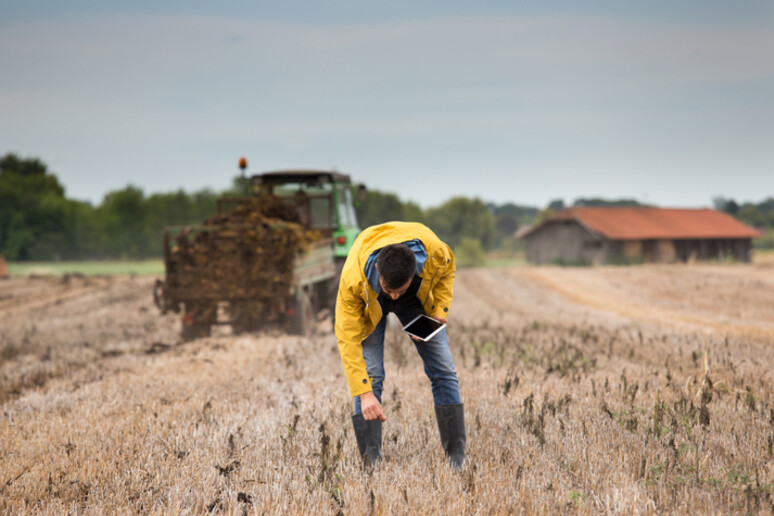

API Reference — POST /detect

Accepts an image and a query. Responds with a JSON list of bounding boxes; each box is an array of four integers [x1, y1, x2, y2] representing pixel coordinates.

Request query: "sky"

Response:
[[1, 1, 772, 209]]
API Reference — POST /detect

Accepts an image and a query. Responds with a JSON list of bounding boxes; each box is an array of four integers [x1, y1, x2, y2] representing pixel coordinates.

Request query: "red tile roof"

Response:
[[544, 207, 761, 240]]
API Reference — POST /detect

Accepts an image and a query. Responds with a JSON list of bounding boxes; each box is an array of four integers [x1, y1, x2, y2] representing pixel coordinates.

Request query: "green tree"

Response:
[[0, 153, 70, 260], [756, 197, 774, 226], [96, 185, 147, 258], [424, 197, 495, 250], [488, 202, 539, 226], [143, 189, 216, 256], [713, 196, 740, 216], [493, 212, 519, 244], [221, 175, 252, 197], [713, 196, 774, 228], [573, 197, 645, 207], [455, 237, 486, 267], [533, 207, 555, 226], [736, 203, 766, 228], [400, 200, 424, 224], [487, 202, 539, 250], [547, 199, 566, 212], [355, 189, 424, 228], [62, 199, 99, 259]]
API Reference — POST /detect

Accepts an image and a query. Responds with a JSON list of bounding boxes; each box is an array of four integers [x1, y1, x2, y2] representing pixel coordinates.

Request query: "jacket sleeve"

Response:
[[428, 244, 456, 319], [334, 282, 374, 397]]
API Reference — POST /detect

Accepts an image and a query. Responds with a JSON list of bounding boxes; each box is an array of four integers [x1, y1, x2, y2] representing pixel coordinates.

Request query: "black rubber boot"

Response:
[[434, 403, 466, 471], [351, 414, 382, 468]]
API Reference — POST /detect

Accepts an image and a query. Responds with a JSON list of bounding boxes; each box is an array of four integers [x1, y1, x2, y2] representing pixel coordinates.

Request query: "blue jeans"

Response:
[[353, 293, 462, 415]]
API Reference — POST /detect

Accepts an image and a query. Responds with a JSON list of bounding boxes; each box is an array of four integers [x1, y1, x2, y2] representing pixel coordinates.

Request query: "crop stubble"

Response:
[[1, 264, 773, 514]]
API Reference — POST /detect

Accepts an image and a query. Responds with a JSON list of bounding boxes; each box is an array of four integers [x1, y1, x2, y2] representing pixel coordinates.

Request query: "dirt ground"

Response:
[[1, 264, 773, 514]]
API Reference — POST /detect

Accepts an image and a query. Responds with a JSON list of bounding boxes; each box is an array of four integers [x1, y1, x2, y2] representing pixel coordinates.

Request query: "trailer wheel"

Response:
[[181, 302, 215, 341], [230, 300, 263, 335], [289, 290, 315, 337], [182, 319, 210, 341], [153, 279, 167, 312]]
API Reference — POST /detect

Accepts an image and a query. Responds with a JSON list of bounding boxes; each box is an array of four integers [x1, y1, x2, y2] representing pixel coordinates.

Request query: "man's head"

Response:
[[376, 243, 416, 299]]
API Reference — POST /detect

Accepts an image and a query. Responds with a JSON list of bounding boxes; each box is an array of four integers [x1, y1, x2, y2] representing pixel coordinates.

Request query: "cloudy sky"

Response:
[[1, 1, 772, 208]]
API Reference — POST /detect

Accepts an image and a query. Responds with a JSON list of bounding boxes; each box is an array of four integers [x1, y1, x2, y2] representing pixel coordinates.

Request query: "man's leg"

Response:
[[412, 327, 466, 470], [411, 327, 461, 405], [392, 292, 466, 470], [351, 316, 387, 467]]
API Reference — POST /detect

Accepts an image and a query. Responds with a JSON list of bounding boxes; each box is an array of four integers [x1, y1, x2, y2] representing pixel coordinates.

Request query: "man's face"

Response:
[[379, 276, 412, 300]]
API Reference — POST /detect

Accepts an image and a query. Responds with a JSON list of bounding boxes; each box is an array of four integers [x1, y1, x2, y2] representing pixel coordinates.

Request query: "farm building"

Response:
[[520, 207, 760, 265]]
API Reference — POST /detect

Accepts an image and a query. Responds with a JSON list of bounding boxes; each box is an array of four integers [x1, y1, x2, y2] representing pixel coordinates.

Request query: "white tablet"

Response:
[[401, 314, 446, 341]]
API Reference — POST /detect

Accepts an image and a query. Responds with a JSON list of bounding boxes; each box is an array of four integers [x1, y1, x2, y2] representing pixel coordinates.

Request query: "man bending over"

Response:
[[335, 221, 466, 470]]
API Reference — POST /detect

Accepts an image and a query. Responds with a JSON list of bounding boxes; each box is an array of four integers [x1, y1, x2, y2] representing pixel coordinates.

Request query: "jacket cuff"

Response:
[[431, 304, 450, 318], [348, 376, 373, 397]]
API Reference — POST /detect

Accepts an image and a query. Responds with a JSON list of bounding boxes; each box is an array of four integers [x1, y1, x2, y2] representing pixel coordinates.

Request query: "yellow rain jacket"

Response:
[[335, 222, 456, 397]]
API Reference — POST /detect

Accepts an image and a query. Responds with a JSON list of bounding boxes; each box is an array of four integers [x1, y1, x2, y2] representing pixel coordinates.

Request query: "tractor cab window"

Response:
[[272, 182, 329, 197], [336, 184, 358, 228], [308, 196, 334, 230], [270, 181, 334, 230]]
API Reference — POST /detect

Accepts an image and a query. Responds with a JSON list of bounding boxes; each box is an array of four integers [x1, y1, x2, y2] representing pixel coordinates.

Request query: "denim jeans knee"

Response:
[[412, 328, 461, 406], [354, 310, 462, 413]]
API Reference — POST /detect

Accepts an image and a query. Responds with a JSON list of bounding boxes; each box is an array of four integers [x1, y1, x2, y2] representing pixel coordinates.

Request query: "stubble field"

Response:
[[1, 263, 773, 514]]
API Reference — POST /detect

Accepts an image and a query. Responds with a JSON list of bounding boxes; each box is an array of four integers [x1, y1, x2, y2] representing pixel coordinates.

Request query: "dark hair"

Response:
[[376, 244, 416, 289]]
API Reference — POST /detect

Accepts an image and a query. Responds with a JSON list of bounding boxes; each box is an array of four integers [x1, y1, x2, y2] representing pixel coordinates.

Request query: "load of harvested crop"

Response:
[[162, 196, 321, 310]]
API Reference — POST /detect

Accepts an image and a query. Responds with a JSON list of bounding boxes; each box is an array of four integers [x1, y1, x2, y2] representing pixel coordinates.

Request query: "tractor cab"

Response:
[[249, 170, 362, 259]]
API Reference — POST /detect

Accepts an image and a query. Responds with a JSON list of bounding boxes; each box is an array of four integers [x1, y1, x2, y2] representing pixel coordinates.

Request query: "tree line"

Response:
[[712, 197, 774, 229], [0, 153, 535, 263], [353, 190, 538, 265], [0, 154, 218, 260], [2, 153, 772, 262]]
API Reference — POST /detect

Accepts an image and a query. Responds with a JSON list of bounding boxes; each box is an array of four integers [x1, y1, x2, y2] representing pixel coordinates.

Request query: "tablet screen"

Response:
[[401, 315, 446, 341]]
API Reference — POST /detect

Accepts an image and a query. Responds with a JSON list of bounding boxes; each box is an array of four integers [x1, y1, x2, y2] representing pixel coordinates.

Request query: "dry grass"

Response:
[[753, 249, 774, 265], [1, 265, 773, 514]]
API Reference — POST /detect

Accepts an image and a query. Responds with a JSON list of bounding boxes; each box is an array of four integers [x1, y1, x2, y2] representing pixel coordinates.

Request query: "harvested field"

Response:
[[1, 264, 773, 514]]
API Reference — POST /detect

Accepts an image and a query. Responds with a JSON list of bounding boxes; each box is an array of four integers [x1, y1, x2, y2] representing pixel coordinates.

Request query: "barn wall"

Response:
[[737, 239, 753, 262], [674, 239, 754, 262], [614, 239, 753, 264], [524, 221, 607, 264], [642, 240, 677, 263], [525, 221, 755, 265], [606, 241, 650, 264], [622, 241, 642, 261]]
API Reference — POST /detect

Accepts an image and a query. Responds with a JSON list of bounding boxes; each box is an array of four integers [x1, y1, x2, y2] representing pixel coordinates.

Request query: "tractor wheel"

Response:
[[229, 300, 264, 335]]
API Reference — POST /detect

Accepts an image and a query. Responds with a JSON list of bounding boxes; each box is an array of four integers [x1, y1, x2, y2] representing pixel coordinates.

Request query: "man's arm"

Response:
[[334, 283, 376, 398], [335, 292, 387, 421], [429, 246, 456, 319]]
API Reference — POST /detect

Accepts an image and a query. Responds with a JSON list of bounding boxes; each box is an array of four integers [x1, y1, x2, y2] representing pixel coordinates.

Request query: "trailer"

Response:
[[154, 167, 362, 340]]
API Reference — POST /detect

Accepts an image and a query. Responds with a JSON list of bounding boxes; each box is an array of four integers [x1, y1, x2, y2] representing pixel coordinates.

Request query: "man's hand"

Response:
[[360, 391, 387, 421]]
